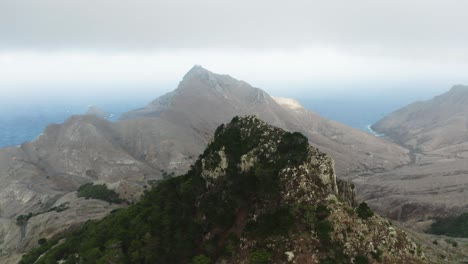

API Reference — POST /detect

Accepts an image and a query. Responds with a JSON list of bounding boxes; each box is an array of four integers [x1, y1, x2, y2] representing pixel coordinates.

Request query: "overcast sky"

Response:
[[1, 0, 468, 102]]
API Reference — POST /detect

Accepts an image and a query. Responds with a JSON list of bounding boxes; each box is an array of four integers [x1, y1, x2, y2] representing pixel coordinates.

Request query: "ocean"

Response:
[[0, 99, 149, 148], [0, 95, 406, 148]]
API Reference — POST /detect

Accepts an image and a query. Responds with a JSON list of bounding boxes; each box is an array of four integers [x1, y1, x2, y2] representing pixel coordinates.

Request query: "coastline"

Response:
[[367, 124, 386, 137]]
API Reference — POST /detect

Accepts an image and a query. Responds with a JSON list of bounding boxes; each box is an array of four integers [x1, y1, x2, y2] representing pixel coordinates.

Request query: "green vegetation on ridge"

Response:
[[77, 183, 122, 204], [428, 212, 468, 238]]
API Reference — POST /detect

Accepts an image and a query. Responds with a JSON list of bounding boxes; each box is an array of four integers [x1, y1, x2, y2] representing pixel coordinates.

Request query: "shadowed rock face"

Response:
[[0, 66, 411, 261]]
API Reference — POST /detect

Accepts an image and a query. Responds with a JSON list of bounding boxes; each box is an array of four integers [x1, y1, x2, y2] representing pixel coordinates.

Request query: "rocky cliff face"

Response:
[[195, 116, 424, 264], [19, 116, 426, 264]]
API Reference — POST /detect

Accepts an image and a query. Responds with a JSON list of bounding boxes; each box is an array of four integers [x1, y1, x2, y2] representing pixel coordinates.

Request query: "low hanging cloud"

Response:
[[1, 0, 468, 100], [1, 0, 468, 62]]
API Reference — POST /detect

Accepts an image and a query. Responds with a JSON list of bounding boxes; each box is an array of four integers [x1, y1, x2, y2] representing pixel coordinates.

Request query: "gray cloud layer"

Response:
[[1, 0, 468, 61]]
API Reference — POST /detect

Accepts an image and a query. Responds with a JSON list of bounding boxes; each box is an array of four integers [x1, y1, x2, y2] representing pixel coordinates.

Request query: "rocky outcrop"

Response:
[[199, 117, 425, 263], [337, 179, 357, 207]]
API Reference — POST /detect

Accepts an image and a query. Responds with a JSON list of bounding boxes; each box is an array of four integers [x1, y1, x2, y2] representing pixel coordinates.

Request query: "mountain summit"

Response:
[[182, 64, 221, 81], [20, 116, 425, 264], [121, 66, 410, 175]]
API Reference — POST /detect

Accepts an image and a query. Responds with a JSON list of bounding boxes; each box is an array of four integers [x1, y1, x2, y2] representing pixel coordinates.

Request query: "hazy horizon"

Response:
[[1, 0, 467, 145], [2, 0, 468, 107]]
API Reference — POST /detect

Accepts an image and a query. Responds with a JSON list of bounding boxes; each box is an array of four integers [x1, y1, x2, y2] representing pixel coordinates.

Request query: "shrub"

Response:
[[192, 255, 211, 264], [370, 249, 382, 261], [16, 213, 33, 226], [77, 183, 122, 204], [320, 258, 336, 264], [316, 220, 334, 243], [38, 238, 47, 246], [354, 255, 369, 264], [249, 249, 272, 264], [316, 205, 330, 220], [356, 202, 374, 220]]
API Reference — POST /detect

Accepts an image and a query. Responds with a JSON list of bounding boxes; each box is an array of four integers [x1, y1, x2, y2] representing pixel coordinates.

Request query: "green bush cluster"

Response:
[[16, 203, 70, 227], [77, 183, 122, 204], [428, 212, 468, 238], [19, 239, 59, 264], [192, 255, 211, 264], [38, 238, 47, 246], [354, 255, 369, 264], [249, 249, 272, 264], [16, 213, 33, 226], [356, 202, 374, 220]]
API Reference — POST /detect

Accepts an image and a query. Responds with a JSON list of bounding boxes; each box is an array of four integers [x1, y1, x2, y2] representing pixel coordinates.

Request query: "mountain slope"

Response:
[[121, 65, 410, 176], [372, 85, 468, 152], [360, 86, 468, 227], [19, 116, 426, 264]]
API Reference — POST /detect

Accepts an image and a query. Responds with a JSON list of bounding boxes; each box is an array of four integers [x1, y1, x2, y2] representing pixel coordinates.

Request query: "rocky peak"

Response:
[[192, 116, 424, 263], [448, 84, 468, 93], [181, 65, 223, 88], [85, 105, 109, 119], [443, 85, 468, 103], [200, 115, 339, 199], [182, 64, 213, 80], [178, 65, 242, 95]]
